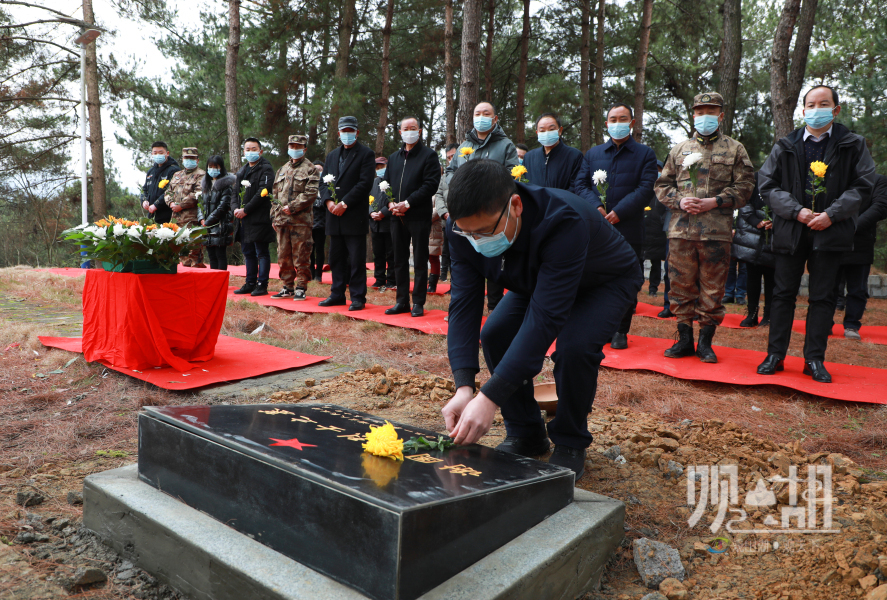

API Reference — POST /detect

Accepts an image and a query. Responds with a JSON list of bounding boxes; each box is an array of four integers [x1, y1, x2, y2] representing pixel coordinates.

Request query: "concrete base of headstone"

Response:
[[84, 465, 624, 600]]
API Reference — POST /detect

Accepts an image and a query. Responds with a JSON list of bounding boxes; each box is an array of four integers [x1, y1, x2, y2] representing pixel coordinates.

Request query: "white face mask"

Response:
[[401, 130, 420, 145]]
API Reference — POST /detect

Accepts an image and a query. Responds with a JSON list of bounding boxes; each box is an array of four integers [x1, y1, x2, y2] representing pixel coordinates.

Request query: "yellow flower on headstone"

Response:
[[810, 161, 827, 178], [362, 421, 404, 461]]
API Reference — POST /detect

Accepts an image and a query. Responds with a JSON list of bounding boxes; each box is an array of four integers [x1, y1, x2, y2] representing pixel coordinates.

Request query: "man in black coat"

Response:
[[369, 156, 394, 289], [757, 85, 876, 383], [836, 174, 887, 339], [141, 141, 180, 224], [318, 116, 376, 311], [233, 137, 276, 296], [522, 113, 583, 192], [382, 117, 442, 317]]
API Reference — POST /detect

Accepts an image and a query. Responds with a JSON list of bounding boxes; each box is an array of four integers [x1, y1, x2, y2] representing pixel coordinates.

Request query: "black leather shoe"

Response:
[[658, 307, 674, 318], [385, 303, 410, 315], [495, 435, 551, 458], [318, 297, 346, 307], [250, 284, 268, 297], [348, 301, 365, 311], [610, 332, 628, 349], [233, 283, 256, 295], [411, 305, 424, 317], [756, 354, 784, 375], [803, 360, 832, 383], [723, 296, 735, 304], [548, 446, 586, 481]]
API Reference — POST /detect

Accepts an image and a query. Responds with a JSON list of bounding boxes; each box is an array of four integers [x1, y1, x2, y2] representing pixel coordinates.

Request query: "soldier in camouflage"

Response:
[[164, 147, 207, 267], [655, 92, 755, 363], [270, 135, 319, 301]]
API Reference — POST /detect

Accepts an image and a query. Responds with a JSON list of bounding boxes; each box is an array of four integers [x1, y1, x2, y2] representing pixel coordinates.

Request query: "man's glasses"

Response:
[[451, 200, 510, 239]]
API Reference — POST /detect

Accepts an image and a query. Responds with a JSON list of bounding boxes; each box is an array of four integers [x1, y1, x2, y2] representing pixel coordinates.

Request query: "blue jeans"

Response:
[[242, 240, 270, 286], [725, 256, 747, 299]]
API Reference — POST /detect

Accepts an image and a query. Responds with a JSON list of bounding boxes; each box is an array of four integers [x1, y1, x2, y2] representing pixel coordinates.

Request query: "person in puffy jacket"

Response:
[[198, 155, 235, 271], [731, 173, 774, 327]]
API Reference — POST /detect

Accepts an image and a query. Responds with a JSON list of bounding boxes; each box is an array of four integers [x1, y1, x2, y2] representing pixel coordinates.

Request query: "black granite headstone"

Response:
[[138, 404, 573, 600]]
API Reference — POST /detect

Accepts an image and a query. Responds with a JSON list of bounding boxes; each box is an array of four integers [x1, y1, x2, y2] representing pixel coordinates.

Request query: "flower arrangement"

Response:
[[460, 147, 474, 157], [511, 164, 528, 183], [682, 152, 704, 197], [592, 170, 609, 210], [362, 421, 404, 461], [809, 161, 827, 213], [62, 216, 205, 272]]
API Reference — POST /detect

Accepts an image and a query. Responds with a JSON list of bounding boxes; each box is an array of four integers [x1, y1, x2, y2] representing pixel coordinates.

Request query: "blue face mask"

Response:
[[207, 168, 220, 178], [183, 158, 198, 169], [804, 107, 836, 129], [339, 131, 357, 146], [376, 168, 386, 178], [473, 116, 493, 132], [537, 130, 560, 147], [694, 115, 720, 136], [151, 154, 167, 165], [518, 158, 523, 165], [244, 151, 261, 163], [466, 205, 517, 258], [288, 148, 305, 160], [607, 122, 631, 140]]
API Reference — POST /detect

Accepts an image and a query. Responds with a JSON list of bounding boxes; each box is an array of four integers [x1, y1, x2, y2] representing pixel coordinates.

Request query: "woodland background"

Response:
[[0, 0, 884, 268]]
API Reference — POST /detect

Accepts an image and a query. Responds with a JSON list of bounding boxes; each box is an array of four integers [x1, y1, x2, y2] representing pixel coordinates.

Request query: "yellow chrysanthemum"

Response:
[[158, 179, 169, 189], [369, 195, 375, 203], [645, 206, 652, 211], [460, 147, 474, 157], [162, 223, 180, 232], [362, 421, 403, 461], [146, 224, 158, 231], [261, 188, 269, 197], [511, 165, 528, 180], [810, 161, 827, 179]]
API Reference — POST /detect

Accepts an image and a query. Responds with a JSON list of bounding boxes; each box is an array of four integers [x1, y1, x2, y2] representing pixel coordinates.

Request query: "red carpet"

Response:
[[38, 334, 330, 391], [600, 334, 887, 405], [635, 302, 887, 345]]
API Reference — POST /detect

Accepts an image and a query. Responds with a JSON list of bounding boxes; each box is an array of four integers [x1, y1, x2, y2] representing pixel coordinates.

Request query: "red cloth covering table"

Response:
[[82, 269, 229, 372]]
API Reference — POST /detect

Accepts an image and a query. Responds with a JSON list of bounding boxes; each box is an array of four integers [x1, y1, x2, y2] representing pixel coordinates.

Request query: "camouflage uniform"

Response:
[[271, 135, 319, 290], [655, 94, 755, 327], [164, 147, 206, 267]]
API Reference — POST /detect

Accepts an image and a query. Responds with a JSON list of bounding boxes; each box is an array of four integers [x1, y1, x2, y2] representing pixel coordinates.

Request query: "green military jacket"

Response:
[[654, 133, 755, 242], [164, 167, 206, 225], [271, 157, 319, 228]]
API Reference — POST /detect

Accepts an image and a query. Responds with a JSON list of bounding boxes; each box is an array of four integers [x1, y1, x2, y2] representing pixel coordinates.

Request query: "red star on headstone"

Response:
[[268, 437, 317, 451]]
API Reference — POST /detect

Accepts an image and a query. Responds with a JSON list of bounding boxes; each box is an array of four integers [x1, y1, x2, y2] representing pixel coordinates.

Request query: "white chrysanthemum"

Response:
[[154, 228, 176, 241], [90, 226, 107, 240], [378, 181, 390, 192], [112, 223, 127, 237], [592, 170, 607, 186], [682, 152, 704, 168], [323, 174, 335, 184], [126, 226, 142, 240], [241, 180, 251, 188], [175, 226, 191, 239]]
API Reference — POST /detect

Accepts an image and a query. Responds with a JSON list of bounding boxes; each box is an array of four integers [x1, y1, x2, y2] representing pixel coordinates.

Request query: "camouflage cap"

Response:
[[182, 147, 199, 157], [692, 92, 724, 109], [288, 134, 308, 146]]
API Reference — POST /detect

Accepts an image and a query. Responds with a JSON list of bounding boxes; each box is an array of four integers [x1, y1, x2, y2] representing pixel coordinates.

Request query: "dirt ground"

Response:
[[1, 266, 886, 600]]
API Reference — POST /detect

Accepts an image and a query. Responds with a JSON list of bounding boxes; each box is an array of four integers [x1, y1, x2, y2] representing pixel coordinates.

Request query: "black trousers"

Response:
[[648, 259, 662, 290], [206, 246, 228, 271], [663, 241, 671, 307], [391, 219, 430, 306], [616, 243, 644, 334], [310, 228, 326, 277], [487, 280, 504, 310], [329, 234, 367, 303], [441, 233, 450, 275], [767, 230, 842, 361], [370, 229, 394, 286], [480, 274, 640, 449], [746, 262, 775, 313], [837, 263, 871, 331]]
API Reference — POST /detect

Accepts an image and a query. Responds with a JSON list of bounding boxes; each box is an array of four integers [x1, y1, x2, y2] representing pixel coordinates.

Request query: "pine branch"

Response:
[[0, 35, 79, 56]]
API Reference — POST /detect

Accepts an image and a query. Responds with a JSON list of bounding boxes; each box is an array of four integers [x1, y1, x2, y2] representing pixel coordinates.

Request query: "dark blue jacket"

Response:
[[522, 141, 584, 192], [447, 183, 642, 402], [574, 136, 658, 245]]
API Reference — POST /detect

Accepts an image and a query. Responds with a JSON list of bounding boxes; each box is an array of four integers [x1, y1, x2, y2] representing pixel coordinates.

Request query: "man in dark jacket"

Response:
[[522, 113, 583, 192], [141, 141, 180, 224], [441, 160, 642, 481], [233, 137, 276, 296], [311, 161, 326, 282], [757, 85, 876, 382], [382, 117, 442, 317], [574, 103, 658, 349], [369, 157, 394, 289], [318, 116, 376, 311], [835, 174, 887, 339]]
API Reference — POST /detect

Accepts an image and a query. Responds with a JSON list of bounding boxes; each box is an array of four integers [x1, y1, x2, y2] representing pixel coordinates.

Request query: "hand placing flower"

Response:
[[592, 170, 609, 210]]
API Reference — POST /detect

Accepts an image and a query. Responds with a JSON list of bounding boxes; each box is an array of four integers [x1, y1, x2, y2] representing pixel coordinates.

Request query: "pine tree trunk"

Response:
[[718, 0, 742, 136], [458, 0, 482, 136], [444, 0, 456, 145], [327, 0, 357, 155], [632, 0, 653, 142], [483, 0, 495, 103], [310, 1, 333, 150], [225, 0, 241, 169], [376, 0, 395, 155], [579, 0, 592, 152], [514, 0, 530, 144], [82, 0, 105, 220], [593, 0, 605, 146], [770, 0, 818, 141]]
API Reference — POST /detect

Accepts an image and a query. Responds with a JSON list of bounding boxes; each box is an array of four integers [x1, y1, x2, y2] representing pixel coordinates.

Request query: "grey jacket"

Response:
[[433, 176, 449, 219], [445, 124, 519, 184]]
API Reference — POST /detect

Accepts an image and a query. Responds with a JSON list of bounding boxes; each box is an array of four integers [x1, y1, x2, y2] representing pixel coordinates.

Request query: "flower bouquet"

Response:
[[61, 216, 206, 274]]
